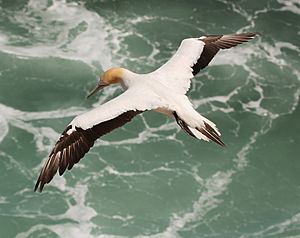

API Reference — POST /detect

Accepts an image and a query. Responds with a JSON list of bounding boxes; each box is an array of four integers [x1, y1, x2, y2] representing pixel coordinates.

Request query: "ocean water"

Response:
[[0, 0, 300, 237]]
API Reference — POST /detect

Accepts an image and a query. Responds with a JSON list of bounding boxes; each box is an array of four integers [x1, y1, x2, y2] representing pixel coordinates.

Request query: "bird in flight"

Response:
[[35, 32, 257, 192]]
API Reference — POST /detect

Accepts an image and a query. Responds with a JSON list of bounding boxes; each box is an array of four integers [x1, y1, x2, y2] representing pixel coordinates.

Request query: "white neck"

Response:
[[120, 69, 139, 89]]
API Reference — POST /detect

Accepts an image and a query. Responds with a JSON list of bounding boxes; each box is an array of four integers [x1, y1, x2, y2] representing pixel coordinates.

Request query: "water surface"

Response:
[[0, 0, 300, 237]]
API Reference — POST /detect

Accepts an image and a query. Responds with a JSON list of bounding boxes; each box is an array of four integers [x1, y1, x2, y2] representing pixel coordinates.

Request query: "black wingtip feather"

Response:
[[34, 174, 41, 192], [196, 122, 225, 147], [192, 32, 258, 75], [34, 110, 143, 192]]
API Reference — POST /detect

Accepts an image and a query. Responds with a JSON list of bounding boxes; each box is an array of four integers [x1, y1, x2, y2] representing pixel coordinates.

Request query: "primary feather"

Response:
[[35, 32, 257, 192]]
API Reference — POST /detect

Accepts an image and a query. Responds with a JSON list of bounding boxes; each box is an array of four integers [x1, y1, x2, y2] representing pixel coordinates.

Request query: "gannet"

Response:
[[35, 32, 257, 192]]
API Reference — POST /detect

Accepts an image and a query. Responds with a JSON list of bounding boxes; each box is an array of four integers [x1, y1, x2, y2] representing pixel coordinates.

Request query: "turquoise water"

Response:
[[0, 0, 300, 237]]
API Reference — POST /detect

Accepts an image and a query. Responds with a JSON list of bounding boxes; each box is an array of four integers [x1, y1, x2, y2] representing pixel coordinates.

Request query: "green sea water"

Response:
[[0, 0, 300, 237]]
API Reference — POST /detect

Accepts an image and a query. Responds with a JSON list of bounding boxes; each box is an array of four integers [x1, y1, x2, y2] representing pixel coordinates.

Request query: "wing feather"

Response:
[[35, 88, 164, 192], [152, 32, 257, 94], [193, 32, 257, 73]]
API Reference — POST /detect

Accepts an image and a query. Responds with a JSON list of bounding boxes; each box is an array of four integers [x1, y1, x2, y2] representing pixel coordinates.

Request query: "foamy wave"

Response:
[[277, 0, 300, 15], [240, 213, 300, 238], [0, 103, 86, 152], [165, 171, 233, 234], [15, 182, 99, 238], [212, 44, 258, 66], [0, 0, 116, 69], [2, 2, 300, 238], [0, 114, 9, 144]]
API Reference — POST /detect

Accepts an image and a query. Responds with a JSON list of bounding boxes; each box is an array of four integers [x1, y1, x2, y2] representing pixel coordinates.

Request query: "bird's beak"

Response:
[[87, 83, 108, 98]]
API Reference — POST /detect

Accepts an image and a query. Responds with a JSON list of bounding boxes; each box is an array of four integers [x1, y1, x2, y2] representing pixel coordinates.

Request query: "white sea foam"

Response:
[[0, 196, 8, 204], [0, 103, 86, 152], [259, 41, 300, 66], [240, 213, 300, 238], [130, 125, 277, 238], [0, 114, 9, 144], [166, 171, 233, 232], [212, 44, 258, 66], [2, 1, 300, 238], [0, 0, 115, 69], [277, 0, 300, 15], [15, 183, 98, 238]]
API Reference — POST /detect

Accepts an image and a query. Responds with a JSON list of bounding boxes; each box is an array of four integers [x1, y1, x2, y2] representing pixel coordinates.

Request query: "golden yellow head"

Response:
[[101, 67, 125, 85], [87, 67, 125, 98]]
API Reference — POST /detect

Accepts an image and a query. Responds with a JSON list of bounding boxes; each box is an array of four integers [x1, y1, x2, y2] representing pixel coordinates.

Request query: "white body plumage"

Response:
[[35, 32, 257, 192]]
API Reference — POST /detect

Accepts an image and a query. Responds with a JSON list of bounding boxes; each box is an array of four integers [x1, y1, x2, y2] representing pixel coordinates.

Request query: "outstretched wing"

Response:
[[151, 32, 257, 94], [34, 87, 163, 192]]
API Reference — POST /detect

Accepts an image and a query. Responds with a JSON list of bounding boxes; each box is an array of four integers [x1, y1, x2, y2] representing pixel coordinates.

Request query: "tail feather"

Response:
[[173, 111, 196, 138], [173, 111, 225, 146], [188, 126, 209, 141], [197, 122, 225, 147]]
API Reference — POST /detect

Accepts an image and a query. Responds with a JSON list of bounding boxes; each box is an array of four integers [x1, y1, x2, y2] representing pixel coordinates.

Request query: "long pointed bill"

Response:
[[87, 83, 107, 98]]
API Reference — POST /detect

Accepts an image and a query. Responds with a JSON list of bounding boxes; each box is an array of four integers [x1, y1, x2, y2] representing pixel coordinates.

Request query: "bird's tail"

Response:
[[173, 111, 225, 146]]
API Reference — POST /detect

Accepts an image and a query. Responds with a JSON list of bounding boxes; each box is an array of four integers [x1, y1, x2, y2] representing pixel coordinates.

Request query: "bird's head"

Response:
[[87, 67, 125, 98]]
